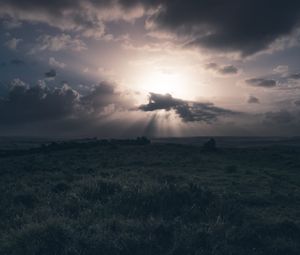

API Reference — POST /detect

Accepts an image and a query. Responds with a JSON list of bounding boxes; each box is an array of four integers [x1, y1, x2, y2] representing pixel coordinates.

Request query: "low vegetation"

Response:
[[0, 139, 299, 254]]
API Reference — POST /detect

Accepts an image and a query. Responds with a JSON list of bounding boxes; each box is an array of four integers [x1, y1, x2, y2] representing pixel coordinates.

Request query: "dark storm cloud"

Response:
[[139, 92, 237, 123], [288, 73, 300, 80], [294, 100, 300, 106], [0, 80, 131, 125], [0, 0, 143, 39], [2, 17, 22, 29], [220, 65, 238, 75], [147, 0, 300, 56], [0, 82, 79, 124], [138, 93, 182, 111], [245, 78, 277, 88], [0, 1, 100, 39], [205, 63, 238, 75], [45, 69, 56, 78], [264, 110, 294, 124], [81, 81, 130, 112], [2, 1, 300, 55], [248, 95, 260, 104], [10, 59, 25, 66]]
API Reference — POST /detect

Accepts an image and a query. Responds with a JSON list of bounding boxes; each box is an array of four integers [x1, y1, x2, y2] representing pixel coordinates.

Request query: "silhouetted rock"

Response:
[[203, 138, 217, 151], [136, 136, 151, 145]]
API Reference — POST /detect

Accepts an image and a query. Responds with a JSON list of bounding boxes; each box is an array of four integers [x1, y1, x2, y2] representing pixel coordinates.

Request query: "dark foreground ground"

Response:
[[0, 138, 299, 255]]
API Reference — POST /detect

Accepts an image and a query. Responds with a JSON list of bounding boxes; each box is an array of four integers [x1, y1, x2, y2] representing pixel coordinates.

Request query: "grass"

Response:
[[0, 140, 299, 254]]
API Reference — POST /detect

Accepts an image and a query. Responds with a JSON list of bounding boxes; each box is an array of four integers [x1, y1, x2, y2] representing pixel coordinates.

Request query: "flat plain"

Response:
[[0, 138, 299, 255]]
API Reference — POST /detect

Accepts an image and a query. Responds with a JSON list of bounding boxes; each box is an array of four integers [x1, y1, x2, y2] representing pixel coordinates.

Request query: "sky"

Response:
[[0, 0, 300, 138]]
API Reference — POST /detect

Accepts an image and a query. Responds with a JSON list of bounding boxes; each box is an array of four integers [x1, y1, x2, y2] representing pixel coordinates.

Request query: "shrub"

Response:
[[13, 192, 38, 209], [203, 138, 217, 152], [225, 165, 238, 173], [0, 219, 72, 255], [80, 179, 122, 202]]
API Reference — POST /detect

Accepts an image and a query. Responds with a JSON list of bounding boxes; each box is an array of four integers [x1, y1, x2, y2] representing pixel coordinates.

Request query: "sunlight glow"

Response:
[[143, 71, 184, 94], [141, 110, 185, 137], [137, 69, 188, 97]]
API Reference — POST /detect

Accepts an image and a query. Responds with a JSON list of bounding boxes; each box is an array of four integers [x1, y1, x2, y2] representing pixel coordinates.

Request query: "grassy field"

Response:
[[0, 139, 299, 255]]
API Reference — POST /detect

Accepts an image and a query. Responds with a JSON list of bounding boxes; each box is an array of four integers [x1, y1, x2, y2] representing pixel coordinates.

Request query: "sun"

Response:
[[143, 71, 180, 94], [126, 57, 207, 101], [138, 69, 187, 97]]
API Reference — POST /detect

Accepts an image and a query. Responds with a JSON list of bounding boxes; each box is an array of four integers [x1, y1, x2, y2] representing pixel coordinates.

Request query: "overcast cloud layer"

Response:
[[1, 1, 300, 137], [1, 1, 300, 54]]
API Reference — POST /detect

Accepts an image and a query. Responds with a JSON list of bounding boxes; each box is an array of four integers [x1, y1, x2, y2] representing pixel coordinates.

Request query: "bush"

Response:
[[0, 219, 72, 255], [80, 179, 122, 202], [111, 183, 218, 220], [203, 138, 217, 152], [13, 192, 38, 209], [225, 165, 238, 173]]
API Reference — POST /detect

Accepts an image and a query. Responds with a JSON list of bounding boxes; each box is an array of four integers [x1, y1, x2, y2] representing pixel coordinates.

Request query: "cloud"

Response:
[[145, 1, 300, 56], [98, 67, 115, 79], [247, 95, 260, 104], [288, 73, 300, 80], [32, 34, 87, 53], [220, 65, 239, 75], [4, 37, 22, 50], [45, 69, 57, 78], [0, 0, 146, 40], [139, 92, 237, 123], [0, 79, 135, 130], [2, 17, 22, 29], [1, 1, 300, 56], [10, 78, 26, 87], [1, 79, 300, 137], [80, 81, 133, 115], [205, 63, 239, 76], [49, 57, 66, 69], [0, 82, 79, 124], [245, 78, 277, 88], [294, 100, 300, 106], [273, 65, 289, 74], [10, 59, 25, 65], [264, 110, 294, 124]]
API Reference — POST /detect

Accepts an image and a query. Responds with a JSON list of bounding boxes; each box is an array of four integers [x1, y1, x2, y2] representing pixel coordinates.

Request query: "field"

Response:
[[0, 138, 299, 255]]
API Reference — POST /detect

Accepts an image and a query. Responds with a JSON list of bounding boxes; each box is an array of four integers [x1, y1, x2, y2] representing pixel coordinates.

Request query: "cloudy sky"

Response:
[[0, 0, 300, 137]]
